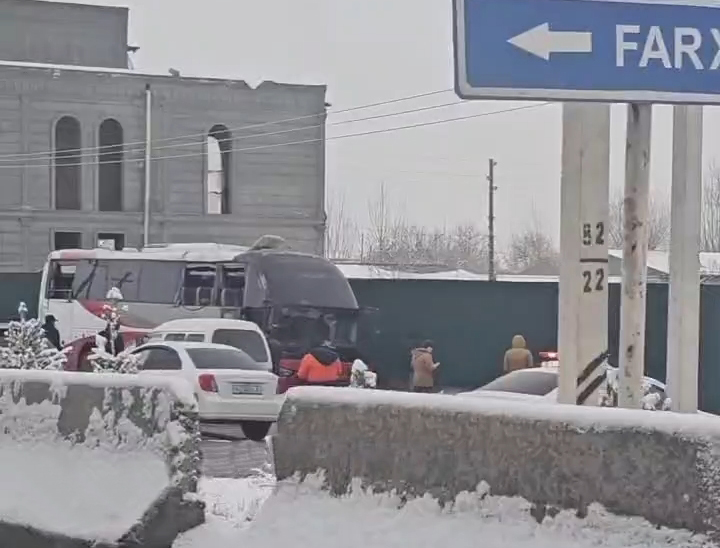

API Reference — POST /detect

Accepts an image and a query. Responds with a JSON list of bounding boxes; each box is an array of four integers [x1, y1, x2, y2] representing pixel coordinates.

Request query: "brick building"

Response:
[[0, 0, 327, 271]]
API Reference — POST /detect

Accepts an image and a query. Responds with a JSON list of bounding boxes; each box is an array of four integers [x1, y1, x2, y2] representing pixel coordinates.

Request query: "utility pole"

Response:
[[488, 159, 497, 281]]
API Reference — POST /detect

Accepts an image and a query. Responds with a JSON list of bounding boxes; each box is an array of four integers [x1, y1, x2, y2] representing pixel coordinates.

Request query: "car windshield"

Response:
[[186, 347, 270, 371], [479, 370, 558, 396]]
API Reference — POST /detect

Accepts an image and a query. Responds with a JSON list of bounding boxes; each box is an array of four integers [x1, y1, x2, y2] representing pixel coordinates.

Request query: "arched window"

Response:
[[54, 116, 81, 210], [206, 125, 232, 214], [98, 119, 124, 211]]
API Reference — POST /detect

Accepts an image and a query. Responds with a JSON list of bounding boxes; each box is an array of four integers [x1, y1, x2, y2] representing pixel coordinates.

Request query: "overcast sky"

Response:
[[56, 0, 720, 247]]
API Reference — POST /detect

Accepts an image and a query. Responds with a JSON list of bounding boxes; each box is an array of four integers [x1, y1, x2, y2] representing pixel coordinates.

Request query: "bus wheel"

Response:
[[241, 421, 271, 442]]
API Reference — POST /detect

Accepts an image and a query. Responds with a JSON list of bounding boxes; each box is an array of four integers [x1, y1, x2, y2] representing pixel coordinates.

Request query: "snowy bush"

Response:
[[350, 359, 377, 389], [87, 288, 140, 374], [0, 302, 68, 370], [600, 366, 671, 411]]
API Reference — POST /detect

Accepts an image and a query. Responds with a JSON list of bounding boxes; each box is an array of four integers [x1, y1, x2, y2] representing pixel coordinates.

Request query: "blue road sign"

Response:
[[453, 0, 720, 103]]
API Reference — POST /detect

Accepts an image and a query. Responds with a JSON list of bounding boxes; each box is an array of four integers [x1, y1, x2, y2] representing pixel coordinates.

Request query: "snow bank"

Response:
[[274, 386, 720, 537], [174, 473, 715, 548], [174, 469, 275, 547], [0, 369, 204, 547]]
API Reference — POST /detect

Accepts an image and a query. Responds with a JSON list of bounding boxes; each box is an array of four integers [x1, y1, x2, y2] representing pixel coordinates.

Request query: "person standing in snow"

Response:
[[411, 340, 439, 393], [297, 340, 345, 384], [42, 314, 62, 350], [98, 325, 125, 356], [503, 334, 534, 373]]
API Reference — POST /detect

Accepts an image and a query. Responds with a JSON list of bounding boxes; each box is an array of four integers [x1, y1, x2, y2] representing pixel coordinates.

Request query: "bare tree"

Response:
[[702, 168, 720, 252], [361, 184, 488, 271], [608, 192, 671, 251], [504, 215, 558, 273], [325, 188, 357, 259]]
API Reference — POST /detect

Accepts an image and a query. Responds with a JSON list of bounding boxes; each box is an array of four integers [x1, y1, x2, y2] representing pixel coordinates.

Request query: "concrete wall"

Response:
[[0, 369, 204, 547], [274, 387, 720, 536], [0, 0, 128, 68], [0, 63, 326, 270]]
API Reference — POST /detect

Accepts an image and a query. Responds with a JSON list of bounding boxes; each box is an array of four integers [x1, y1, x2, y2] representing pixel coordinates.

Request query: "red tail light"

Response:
[[198, 373, 218, 393]]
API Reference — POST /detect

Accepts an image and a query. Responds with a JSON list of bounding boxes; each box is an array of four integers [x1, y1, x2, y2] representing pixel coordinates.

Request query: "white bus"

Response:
[[38, 240, 361, 381], [39, 243, 251, 369]]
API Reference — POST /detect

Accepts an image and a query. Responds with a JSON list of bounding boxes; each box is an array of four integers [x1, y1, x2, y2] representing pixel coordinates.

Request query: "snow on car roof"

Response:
[[153, 318, 262, 332], [135, 341, 240, 352]]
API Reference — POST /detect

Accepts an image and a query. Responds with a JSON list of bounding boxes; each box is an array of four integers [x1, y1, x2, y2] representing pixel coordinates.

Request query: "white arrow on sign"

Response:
[[508, 23, 593, 61]]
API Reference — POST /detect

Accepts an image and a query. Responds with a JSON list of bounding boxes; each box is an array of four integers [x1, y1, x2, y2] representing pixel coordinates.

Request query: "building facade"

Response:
[[0, 0, 327, 271]]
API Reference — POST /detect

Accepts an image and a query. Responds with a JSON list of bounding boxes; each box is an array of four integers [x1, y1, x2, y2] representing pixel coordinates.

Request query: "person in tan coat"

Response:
[[411, 340, 440, 393], [503, 334, 534, 373]]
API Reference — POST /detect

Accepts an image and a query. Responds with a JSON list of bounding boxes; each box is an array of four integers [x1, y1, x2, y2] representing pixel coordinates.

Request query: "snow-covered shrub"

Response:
[[600, 366, 671, 410], [350, 359, 377, 388], [0, 302, 68, 370], [88, 288, 140, 374]]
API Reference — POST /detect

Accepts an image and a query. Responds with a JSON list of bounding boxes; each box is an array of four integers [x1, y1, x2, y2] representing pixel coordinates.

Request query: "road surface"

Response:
[[201, 437, 273, 478]]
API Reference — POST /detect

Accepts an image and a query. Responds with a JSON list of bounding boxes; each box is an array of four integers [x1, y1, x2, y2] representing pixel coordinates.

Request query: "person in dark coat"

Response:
[[98, 325, 124, 356], [42, 315, 61, 350]]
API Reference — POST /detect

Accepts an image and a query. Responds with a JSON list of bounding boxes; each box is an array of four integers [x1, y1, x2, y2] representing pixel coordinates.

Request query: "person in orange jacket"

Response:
[[297, 341, 345, 383]]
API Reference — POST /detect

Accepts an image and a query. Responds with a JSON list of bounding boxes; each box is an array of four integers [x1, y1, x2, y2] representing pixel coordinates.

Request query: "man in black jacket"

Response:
[[98, 325, 124, 355], [42, 315, 61, 350]]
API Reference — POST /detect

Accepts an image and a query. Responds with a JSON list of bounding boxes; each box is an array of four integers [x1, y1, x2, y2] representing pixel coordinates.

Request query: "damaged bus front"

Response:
[[235, 250, 361, 392]]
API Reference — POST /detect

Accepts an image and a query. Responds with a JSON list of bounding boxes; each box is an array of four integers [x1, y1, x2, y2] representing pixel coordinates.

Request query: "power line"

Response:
[[2, 96, 474, 165], [0, 102, 550, 170], [0, 88, 455, 161]]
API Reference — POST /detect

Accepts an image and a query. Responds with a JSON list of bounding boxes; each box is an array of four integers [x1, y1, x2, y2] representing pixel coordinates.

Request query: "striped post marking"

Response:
[[576, 350, 610, 405]]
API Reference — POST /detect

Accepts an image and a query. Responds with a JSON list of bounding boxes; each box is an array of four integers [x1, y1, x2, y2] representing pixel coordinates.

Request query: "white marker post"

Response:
[[558, 103, 611, 406], [666, 105, 703, 413], [618, 103, 653, 409]]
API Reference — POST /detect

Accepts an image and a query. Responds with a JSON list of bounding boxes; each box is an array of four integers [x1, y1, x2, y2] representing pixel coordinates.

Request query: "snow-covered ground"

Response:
[[175, 471, 716, 548], [0, 443, 168, 542]]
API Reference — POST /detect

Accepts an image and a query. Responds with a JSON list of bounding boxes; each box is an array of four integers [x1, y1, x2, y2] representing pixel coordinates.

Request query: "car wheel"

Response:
[[241, 421, 271, 442]]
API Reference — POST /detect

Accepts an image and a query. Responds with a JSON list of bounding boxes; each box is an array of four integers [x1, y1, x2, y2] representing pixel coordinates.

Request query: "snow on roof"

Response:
[[608, 249, 720, 276], [49, 243, 250, 263], [608, 250, 670, 275], [334, 263, 623, 284]]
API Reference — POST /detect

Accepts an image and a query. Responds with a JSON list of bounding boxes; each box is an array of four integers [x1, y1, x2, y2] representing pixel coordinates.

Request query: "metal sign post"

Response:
[[558, 103, 610, 405], [667, 105, 703, 413], [454, 0, 713, 408], [618, 104, 652, 408]]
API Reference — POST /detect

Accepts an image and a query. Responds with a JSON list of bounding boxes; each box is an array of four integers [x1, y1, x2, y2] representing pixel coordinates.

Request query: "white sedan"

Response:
[[456, 363, 673, 410], [131, 341, 284, 441]]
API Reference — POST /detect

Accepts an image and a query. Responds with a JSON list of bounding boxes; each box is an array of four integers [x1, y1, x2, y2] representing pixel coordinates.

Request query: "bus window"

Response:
[[107, 260, 140, 301], [71, 260, 109, 300], [137, 261, 184, 304], [67, 259, 184, 304], [182, 264, 216, 306], [48, 260, 77, 299], [220, 264, 245, 308]]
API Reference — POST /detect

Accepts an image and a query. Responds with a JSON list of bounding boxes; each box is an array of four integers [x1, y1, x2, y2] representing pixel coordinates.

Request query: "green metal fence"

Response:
[[350, 278, 720, 413]]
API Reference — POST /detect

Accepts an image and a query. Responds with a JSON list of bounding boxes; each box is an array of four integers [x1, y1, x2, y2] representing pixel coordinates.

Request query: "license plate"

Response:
[[232, 383, 263, 395]]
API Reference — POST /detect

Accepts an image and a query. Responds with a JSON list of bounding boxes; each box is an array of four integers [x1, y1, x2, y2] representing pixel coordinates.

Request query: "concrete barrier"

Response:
[[274, 387, 720, 535], [0, 369, 204, 548]]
